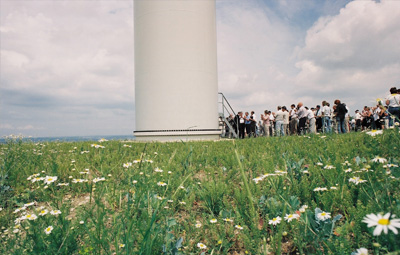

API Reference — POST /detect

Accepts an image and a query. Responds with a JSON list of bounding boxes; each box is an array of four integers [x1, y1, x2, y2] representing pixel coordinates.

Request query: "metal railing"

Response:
[[218, 92, 238, 138]]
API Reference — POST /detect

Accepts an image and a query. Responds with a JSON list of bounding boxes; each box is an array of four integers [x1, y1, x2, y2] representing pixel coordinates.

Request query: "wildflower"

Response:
[[57, 183, 69, 186], [168, 171, 172, 174], [24, 202, 35, 207], [299, 205, 308, 213], [217, 240, 222, 245], [132, 180, 138, 184], [79, 221, 84, 224], [349, 177, 367, 185], [157, 181, 167, 186], [123, 162, 132, 168], [27, 173, 40, 181], [210, 218, 217, 223], [179, 185, 185, 189], [353, 248, 368, 255], [342, 161, 351, 166], [39, 209, 48, 216], [344, 168, 352, 173], [93, 177, 106, 183], [316, 162, 323, 166], [284, 214, 300, 222], [98, 138, 108, 142], [362, 213, 400, 236], [123, 144, 131, 148], [324, 165, 335, 170], [252, 177, 263, 184], [50, 210, 61, 215], [91, 144, 105, 148], [316, 211, 331, 221], [195, 223, 202, 228], [24, 214, 38, 221], [119, 244, 125, 248], [179, 201, 186, 205], [371, 156, 387, 163], [72, 179, 88, 183], [366, 130, 383, 136], [302, 170, 309, 174], [330, 187, 337, 190], [313, 187, 328, 192], [31, 177, 45, 183], [197, 243, 207, 249], [275, 170, 287, 175], [13, 229, 20, 234], [146, 160, 153, 163], [223, 218, 233, 223], [269, 216, 281, 226], [44, 226, 53, 235], [154, 168, 163, 173], [235, 225, 244, 230]]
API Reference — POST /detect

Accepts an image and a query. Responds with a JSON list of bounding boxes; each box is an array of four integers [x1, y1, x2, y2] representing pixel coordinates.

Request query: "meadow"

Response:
[[1, 129, 400, 254]]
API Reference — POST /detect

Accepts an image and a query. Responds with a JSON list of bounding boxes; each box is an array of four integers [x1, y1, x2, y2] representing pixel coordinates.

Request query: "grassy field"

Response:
[[1, 129, 400, 254]]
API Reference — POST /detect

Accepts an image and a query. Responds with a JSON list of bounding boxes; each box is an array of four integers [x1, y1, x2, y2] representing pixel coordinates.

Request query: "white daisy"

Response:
[[362, 213, 400, 236], [371, 156, 387, 164], [366, 130, 383, 136], [269, 216, 282, 226], [316, 211, 331, 221], [44, 226, 53, 235], [353, 248, 368, 255], [284, 213, 300, 222], [197, 242, 207, 249]]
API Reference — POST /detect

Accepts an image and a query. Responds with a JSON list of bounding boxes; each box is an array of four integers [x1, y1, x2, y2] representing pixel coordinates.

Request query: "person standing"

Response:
[[321, 101, 332, 133], [244, 112, 251, 137], [355, 110, 362, 132], [235, 112, 245, 139], [315, 105, 323, 132], [385, 87, 400, 126], [275, 106, 285, 136], [282, 106, 290, 135], [289, 104, 298, 135], [333, 99, 347, 134], [297, 102, 307, 135], [307, 107, 316, 134], [249, 111, 257, 137]]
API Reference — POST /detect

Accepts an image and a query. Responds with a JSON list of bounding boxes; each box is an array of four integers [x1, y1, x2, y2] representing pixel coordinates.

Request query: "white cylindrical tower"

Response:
[[134, 0, 220, 141]]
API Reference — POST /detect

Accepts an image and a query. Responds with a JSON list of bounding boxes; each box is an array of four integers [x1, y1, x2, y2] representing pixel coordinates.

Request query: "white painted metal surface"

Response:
[[134, 0, 220, 141]]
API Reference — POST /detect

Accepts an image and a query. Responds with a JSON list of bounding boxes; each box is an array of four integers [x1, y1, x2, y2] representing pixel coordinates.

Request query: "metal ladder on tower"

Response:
[[218, 92, 238, 138]]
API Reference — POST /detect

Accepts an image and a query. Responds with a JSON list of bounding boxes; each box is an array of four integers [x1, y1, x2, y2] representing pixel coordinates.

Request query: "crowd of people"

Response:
[[222, 87, 400, 138]]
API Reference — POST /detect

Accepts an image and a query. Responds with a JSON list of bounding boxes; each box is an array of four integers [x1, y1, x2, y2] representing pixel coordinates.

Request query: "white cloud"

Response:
[[295, 0, 400, 110]]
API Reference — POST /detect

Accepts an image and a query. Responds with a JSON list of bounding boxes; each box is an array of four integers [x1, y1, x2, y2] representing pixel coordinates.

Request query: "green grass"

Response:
[[1, 129, 400, 254]]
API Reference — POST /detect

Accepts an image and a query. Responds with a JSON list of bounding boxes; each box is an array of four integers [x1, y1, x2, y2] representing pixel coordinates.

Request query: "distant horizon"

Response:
[[1, 0, 399, 137]]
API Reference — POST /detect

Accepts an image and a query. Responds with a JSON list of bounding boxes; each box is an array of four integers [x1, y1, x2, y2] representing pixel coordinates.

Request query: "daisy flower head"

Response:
[[362, 213, 400, 236], [157, 181, 167, 186], [93, 177, 106, 183], [285, 213, 300, 222], [210, 218, 217, 223], [197, 242, 207, 249], [316, 162, 324, 166], [223, 218, 233, 223], [366, 130, 383, 136], [119, 244, 125, 248], [195, 222, 202, 228], [352, 248, 368, 255], [269, 216, 282, 226], [316, 211, 331, 221], [50, 210, 61, 215], [235, 225, 244, 230], [39, 209, 48, 216], [371, 156, 387, 164], [25, 214, 38, 221], [44, 226, 53, 235], [324, 165, 335, 170], [154, 167, 163, 173], [349, 177, 367, 185], [299, 205, 308, 213]]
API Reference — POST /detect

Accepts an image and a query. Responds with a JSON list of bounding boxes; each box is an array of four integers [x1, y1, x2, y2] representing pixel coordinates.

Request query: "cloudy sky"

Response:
[[1, 0, 400, 137]]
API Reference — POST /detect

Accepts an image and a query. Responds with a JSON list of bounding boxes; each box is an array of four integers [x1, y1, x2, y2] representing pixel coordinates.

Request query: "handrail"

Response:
[[218, 92, 236, 117], [218, 92, 238, 138]]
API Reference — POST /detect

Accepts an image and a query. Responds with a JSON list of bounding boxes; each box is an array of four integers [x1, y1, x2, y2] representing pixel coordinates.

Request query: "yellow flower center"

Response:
[[273, 218, 277, 221], [321, 213, 326, 216], [378, 219, 390, 225], [288, 215, 293, 218]]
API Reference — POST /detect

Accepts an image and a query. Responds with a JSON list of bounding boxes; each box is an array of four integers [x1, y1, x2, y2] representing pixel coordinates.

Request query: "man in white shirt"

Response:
[[355, 110, 362, 132], [274, 106, 285, 136], [289, 104, 297, 135], [386, 87, 400, 126], [282, 106, 290, 136], [322, 101, 332, 133]]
